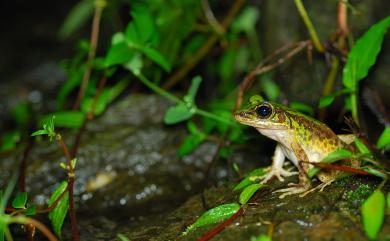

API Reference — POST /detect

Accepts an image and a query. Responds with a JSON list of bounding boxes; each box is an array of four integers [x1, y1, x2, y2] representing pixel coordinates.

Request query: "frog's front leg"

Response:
[[252, 144, 298, 184], [274, 170, 311, 199]]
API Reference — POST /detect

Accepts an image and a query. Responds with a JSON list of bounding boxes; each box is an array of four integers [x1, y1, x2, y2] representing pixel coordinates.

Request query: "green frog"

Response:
[[234, 95, 355, 198]]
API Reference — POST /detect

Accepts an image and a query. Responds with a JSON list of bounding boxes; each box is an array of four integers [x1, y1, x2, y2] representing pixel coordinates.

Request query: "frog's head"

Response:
[[234, 95, 290, 130]]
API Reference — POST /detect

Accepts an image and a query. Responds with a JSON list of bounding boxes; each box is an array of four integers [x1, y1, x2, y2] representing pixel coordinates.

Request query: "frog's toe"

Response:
[[259, 167, 298, 184], [274, 184, 310, 199]]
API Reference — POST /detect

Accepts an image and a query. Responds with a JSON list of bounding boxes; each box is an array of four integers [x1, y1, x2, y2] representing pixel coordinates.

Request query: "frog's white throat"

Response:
[[255, 128, 293, 146]]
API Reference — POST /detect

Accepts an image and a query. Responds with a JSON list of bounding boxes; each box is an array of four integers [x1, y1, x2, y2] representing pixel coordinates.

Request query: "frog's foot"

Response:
[[274, 182, 311, 199], [250, 166, 298, 184], [298, 179, 334, 197]]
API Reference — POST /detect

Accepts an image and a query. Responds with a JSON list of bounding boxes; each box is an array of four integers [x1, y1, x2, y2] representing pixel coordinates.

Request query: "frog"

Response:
[[234, 95, 356, 199]]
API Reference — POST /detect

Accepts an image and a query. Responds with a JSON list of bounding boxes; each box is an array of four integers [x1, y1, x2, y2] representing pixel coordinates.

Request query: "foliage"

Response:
[[48, 181, 69, 238], [184, 203, 240, 235], [361, 190, 385, 240]]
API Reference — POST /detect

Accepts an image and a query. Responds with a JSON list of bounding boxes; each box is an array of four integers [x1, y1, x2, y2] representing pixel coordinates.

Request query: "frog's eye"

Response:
[[255, 104, 272, 118]]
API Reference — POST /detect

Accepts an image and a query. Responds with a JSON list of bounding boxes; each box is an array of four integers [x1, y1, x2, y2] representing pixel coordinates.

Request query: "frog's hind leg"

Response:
[[298, 179, 334, 197], [274, 171, 311, 199]]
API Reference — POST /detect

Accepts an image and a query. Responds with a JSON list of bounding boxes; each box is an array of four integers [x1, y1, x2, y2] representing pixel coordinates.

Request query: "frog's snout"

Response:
[[234, 110, 253, 119]]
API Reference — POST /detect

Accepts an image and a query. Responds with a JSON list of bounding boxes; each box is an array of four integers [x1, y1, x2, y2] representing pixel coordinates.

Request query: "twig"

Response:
[[15, 217, 59, 241], [72, 76, 108, 157], [202, 0, 224, 35], [235, 40, 310, 109], [73, 1, 105, 110], [337, 0, 349, 35], [18, 139, 34, 192], [294, 0, 324, 52], [56, 134, 79, 241], [163, 0, 245, 90]]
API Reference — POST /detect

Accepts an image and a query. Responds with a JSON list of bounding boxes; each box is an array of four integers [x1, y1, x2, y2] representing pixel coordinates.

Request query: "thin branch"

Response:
[[235, 40, 310, 109], [72, 76, 108, 157], [294, 0, 324, 52], [18, 139, 34, 192], [202, 0, 224, 35], [73, 2, 105, 110], [163, 0, 245, 90], [337, 0, 349, 35], [16, 217, 59, 241]]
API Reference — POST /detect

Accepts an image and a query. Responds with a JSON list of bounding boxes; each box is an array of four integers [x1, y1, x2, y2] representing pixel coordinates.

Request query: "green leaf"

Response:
[[11, 192, 27, 209], [141, 46, 171, 72], [261, 78, 280, 101], [251, 234, 272, 241], [117, 234, 131, 241], [361, 189, 385, 240], [0, 130, 21, 152], [131, 3, 156, 44], [25, 206, 36, 216], [234, 168, 266, 191], [31, 130, 49, 137], [343, 16, 390, 89], [124, 53, 143, 75], [11, 102, 31, 126], [48, 181, 69, 238], [319, 95, 335, 108], [290, 101, 314, 116], [0, 215, 6, 241], [377, 127, 390, 149], [354, 138, 371, 155], [40, 111, 85, 129], [387, 193, 390, 210], [82, 79, 129, 115], [178, 134, 206, 157], [105, 42, 135, 67], [184, 76, 202, 103], [184, 203, 240, 235], [239, 183, 262, 205], [58, 0, 94, 39], [125, 23, 141, 44], [164, 104, 194, 124], [232, 6, 259, 32], [308, 149, 353, 177]]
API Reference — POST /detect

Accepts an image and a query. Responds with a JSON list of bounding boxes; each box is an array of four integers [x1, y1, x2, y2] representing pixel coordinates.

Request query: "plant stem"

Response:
[[14, 216, 58, 241], [163, 0, 245, 89], [73, 0, 106, 110], [56, 134, 80, 241], [137, 73, 183, 104], [294, 0, 324, 52], [195, 109, 236, 126], [136, 73, 236, 126], [351, 92, 359, 126]]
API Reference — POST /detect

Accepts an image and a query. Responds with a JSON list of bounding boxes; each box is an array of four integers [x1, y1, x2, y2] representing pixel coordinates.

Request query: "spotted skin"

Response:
[[234, 96, 356, 198]]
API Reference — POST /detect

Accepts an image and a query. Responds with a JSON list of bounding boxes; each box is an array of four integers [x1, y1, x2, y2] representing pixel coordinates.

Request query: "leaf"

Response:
[[232, 6, 259, 32], [234, 168, 266, 191], [117, 234, 131, 241], [25, 206, 36, 216], [361, 189, 385, 240], [178, 134, 206, 157], [82, 79, 129, 115], [290, 101, 314, 116], [48, 181, 69, 238], [0, 130, 21, 152], [343, 16, 390, 89], [239, 183, 262, 205], [131, 3, 156, 44], [0, 215, 6, 241], [377, 127, 390, 149], [11, 192, 27, 209], [251, 234, 272, 241], [261, 78, 280, 101], [31, 130, 49, 137], [40, 111, 85, 129], [319, 95, 335, 108], [164, 104, 194, 124], [124, 54, 143, 75], [308, 149, 353, 177], [184, 76, 202, 103], [387, 193, 390, 210], [184, 203, 240, 234], [354, 138, 371, 155], [105, 42, 135, 67], [58, 0, 94, 39], [141, 46, 171, 72]]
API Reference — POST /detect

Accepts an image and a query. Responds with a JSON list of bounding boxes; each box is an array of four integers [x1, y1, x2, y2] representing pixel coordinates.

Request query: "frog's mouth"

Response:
[[234, 111, 288, 130]]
